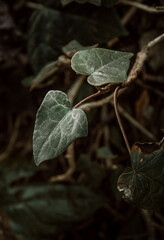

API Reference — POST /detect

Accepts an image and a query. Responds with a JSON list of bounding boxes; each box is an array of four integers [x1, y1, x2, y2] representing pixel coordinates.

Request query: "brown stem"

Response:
[[113, 86, 131, 155], [73, 90, 102, 109]]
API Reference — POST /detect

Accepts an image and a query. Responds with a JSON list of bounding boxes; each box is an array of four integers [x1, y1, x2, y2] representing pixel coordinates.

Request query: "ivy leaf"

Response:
[[28, 8, 127, 73], [117, 138, 164, 210], [2, 184, 107, 240], [33, 90, 88, 166], [71, 48, 133, 86]]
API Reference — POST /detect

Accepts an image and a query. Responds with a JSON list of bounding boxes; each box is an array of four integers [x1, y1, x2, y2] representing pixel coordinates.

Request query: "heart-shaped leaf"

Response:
[[71, 48, 133, 86], [33, 90, 88, 166], [117, 138, 164, 210]]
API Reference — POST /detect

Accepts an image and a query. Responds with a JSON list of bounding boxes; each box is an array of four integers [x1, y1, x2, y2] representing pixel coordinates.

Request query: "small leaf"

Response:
[[71, 48, 133, 86], [117, 138, 164, 210], [33, 90, 88, 166], [62, 40, 96, 57], [98, 146, 117, 159]]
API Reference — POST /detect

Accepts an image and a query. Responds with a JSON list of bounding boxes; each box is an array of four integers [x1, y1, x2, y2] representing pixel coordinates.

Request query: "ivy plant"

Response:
[[33, 48, 132, 165], [33, 46, 164, 210]]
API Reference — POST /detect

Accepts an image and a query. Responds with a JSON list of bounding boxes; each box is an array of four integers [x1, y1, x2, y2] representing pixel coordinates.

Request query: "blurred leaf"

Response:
[[0, 159, 36, 187], [61, 0, 101, 6], [117, 138, 164, 210], [0, 159, 37, 207], [29, 61, 58, 90], [28, 7, 127, 73], [28, 9, 66, 73], [77, 154, 106, 186], [98, 146, 116, 159], [33, 90, 88, 166], [3, 184, 107, 240], [62, 40, 96, 57], [71, 48, 133, 86]]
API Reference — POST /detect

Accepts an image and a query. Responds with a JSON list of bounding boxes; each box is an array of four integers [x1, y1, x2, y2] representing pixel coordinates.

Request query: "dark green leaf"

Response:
[[71, 48, 133, 86], [28, 8, 127, 73], [77, 154, 106, 186], [33, 90, 88, 166], [117, 138, 164, 210], [3, 184, 107, 240]]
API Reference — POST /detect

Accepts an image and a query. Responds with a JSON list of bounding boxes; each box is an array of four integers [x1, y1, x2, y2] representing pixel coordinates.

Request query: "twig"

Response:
[[114, 86, 131, 154], [121, 0, 144, 25], [108, 0, 144, 47], [67, 75, 86, 104], [119, 0, 164, 13], [123, 32, 164, 87], [49, 142, 75, 183], [143, 73, 164, 84], [141, 209, 156, 240], [0, 117, 21, 161], [136, 80, 164, 98], [80, 88, 156, 140], [110, 100, 157, 140]]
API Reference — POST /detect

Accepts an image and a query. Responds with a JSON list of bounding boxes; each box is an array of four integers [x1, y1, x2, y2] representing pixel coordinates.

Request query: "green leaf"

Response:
[[71, 48, 133, 86], [77, 154, 106, 186], [117, 138, 164, 210], [33, 90, 88, 166], [3, 184, 107, 240], [28, 8, 127, 73]]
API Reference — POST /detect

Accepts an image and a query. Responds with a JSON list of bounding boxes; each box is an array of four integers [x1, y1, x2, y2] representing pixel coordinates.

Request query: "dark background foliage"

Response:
[[0, 0, 164, 239]]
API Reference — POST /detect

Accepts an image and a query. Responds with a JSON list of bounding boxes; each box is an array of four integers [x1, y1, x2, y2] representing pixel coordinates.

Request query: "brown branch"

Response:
[[143, 73, 164, 84], [50, 142, 75, 183], [110, 100, 157, 140], [0, 117, 21, 162], [67, 75, 86, 104], [121, 0, 144, 25], [136, 80, 164, 99], [119, 0, 164, 13]]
